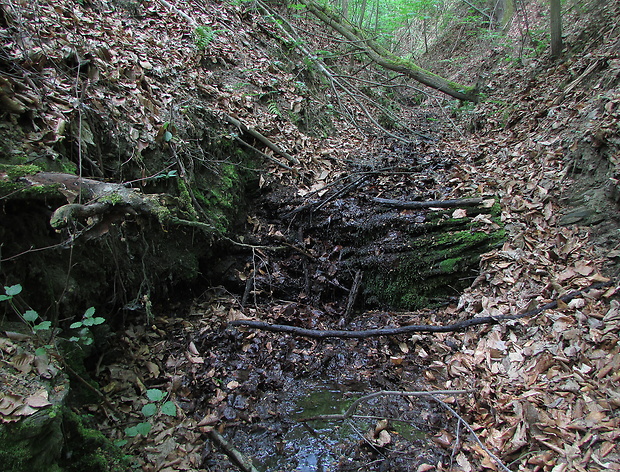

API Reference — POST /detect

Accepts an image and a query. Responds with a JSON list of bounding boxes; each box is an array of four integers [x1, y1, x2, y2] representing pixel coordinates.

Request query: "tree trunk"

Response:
[[298, 0, 479, 102], [550, 0, 562, 59]]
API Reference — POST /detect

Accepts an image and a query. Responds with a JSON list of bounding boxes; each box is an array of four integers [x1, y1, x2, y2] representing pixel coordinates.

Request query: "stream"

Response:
[[183, 307, 454, 471]]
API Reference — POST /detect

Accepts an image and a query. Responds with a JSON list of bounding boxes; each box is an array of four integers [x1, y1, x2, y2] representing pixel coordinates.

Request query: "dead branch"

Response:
[[228, 282, 612, 338], [344, 270, 363, 324], [223, 113, 300, 165], [431, 395, 511, 472], [206, 429, 260, 472], [372, 197, 484, 209]]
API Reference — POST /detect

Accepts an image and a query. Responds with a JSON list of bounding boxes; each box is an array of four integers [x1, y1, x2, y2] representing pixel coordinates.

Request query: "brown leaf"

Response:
[[11, 352, 35, 373]]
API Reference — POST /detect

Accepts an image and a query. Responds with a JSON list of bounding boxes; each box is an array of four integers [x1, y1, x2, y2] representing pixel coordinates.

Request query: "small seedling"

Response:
[[1, 284, 52, 333], [122, 388, 177, 442], [69, 306, 105, 346]]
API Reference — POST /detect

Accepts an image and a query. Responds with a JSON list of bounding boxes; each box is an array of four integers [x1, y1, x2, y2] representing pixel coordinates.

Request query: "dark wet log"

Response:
[[229, 282, 612, 338], [372, 197, 484, 209]]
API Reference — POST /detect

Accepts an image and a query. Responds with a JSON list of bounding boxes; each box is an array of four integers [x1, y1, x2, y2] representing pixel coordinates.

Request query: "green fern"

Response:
[[267, 99, 282, 117], [194, 26, 216, 51]]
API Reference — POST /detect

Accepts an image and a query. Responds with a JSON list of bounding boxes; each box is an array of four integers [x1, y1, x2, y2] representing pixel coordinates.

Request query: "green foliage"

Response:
[[1, 284, 104, 350], [1, 284, 52, 334], [194, 26, 218, 51], [68, 306, 105, 346], [122, 388, 176, 442], [267, 99, 282, 117]]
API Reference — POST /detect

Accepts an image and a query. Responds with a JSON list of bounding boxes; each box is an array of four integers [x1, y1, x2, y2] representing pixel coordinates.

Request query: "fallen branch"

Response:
[[232, 135, 295, 172], [228, 282, 612, 338], [344, 270, 363, 324], [206, 429, 260, 472], [223, 113, 300, 165], [372, 197, 484, 209]]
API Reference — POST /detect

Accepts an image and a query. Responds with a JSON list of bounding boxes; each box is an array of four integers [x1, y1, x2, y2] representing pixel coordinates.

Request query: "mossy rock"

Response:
[[0, 407, 65, 472], [0, 407, 131, 472], [0, 364, 69, 472]]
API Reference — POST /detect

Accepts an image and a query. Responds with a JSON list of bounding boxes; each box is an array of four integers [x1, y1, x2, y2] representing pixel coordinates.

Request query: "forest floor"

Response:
[[1, 0, 620, 471], [96, 2, 620, 469]]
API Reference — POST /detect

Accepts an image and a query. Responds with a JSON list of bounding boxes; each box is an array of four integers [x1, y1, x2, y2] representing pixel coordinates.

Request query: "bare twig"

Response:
[[344, 270, 363, 324], [372, 196, 484, 209], [432, 395, 511, 472]]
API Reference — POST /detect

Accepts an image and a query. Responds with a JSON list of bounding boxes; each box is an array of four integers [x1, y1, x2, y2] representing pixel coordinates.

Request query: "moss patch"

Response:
[[0, 406, 64, 472], [58, 410, 132, 472], [362, 225, 506, 310]]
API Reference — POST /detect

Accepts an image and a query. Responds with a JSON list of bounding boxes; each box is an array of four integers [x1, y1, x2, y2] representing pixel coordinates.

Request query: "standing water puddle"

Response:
[[218, 378, 440, 472]]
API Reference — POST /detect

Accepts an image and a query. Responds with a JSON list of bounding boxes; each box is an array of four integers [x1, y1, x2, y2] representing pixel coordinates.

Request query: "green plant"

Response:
[[1, 285, 52, 347], [194, 26, 221, 51], [1, 284, 103, 352], [68, 307, 105, 346], [267, 99, 282, 117], [121, 389, 177, 442]]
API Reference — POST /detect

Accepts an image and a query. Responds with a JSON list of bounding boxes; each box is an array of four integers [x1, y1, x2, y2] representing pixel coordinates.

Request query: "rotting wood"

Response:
[[372, 196, 484, 209], [344, 270, 363, 324], [228, 282, 612, 338]]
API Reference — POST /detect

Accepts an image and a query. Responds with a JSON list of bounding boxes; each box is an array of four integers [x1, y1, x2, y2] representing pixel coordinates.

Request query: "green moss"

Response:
[[0, 164, 65, 199], [99, 192, 124, 205], [58, 410, 132, 472], [58, 160, 78, 175], [0, 163, 42, 179], [194, 158, 251, 233], [176, 178, 199, 220], [0, 405, 64, 472], [363, 224, 506, 309], [439, 257, 460, 273]]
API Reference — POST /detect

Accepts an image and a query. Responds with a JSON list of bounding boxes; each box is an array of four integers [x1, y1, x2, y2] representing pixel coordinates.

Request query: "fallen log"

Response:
[[372, 197, 484, 209], [16, 172, 218, 239]]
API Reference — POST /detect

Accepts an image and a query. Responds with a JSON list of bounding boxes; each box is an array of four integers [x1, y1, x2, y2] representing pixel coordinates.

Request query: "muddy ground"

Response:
[[92, 133, 484, 472]]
